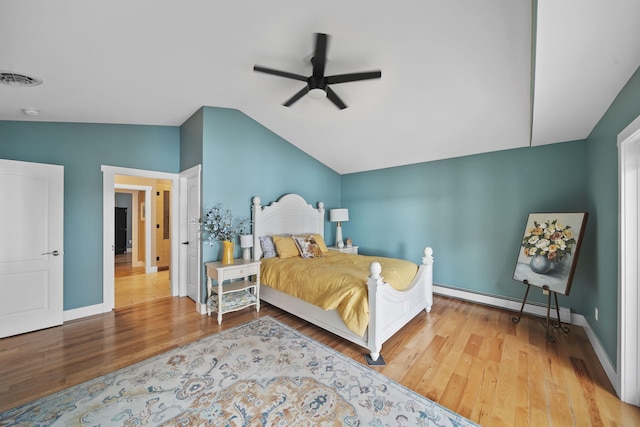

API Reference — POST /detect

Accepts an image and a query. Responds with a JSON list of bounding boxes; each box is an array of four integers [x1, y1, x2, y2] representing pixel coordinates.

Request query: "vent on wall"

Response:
[[0, 72, 43, 87]]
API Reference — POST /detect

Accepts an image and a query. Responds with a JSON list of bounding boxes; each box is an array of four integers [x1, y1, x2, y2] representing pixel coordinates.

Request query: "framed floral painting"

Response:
[[513, 212, 588, 295]]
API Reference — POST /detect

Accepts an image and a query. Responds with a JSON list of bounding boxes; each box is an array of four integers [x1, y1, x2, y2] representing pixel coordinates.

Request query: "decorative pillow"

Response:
[[259, 236, 277, 259], [272, 235, 300, 258], [293, 235, 325, 258], [310, 233, 328, 253], [295, 233, 328, 253]]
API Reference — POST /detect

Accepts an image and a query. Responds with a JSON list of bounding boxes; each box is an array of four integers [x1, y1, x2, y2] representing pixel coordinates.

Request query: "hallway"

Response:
[[114, 253, 170, 308]]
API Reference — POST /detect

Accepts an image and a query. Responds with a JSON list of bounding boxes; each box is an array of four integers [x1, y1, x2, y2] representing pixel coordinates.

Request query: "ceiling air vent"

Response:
[[0, 72, 43, 87]]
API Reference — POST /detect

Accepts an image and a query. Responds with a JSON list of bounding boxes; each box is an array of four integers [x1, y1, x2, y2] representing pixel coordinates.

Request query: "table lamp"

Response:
[[329, 208, 349, 248], [240, 234, 253, 260]]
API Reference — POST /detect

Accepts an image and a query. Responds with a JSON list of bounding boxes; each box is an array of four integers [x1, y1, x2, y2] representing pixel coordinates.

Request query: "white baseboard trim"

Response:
[[433, 284, 571, 322], [571, 314, 619, 396], [63, 303, 106, 322], [197, 302, 208, 315], [433, 284, 617, 394]]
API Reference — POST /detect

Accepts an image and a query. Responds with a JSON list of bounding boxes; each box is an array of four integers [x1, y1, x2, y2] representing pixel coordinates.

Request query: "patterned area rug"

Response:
[[0, 317, 478, 426]]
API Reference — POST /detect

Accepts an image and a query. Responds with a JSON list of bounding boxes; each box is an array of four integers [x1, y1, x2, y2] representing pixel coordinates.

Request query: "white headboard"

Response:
[[252, 194, 325, 260]]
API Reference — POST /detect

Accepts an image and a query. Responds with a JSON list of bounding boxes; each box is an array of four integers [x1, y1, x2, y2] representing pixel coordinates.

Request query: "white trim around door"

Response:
[[101, 165, 180, 312], [617, 114, 640, 406]]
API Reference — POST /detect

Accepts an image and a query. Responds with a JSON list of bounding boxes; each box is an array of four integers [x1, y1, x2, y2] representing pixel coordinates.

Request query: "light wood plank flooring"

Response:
[[115, 253, 170, 308], [1, 296, 639, 425]]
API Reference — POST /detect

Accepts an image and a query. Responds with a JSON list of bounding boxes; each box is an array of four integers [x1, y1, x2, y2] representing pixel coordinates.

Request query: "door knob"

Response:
[[42, 250, 60, 256], [181, 241, 189, 245]]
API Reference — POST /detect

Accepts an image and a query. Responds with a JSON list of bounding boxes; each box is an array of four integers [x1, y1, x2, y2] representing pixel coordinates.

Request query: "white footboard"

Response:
[[260, 247, 434, 362], [366, 247, 434, 361]]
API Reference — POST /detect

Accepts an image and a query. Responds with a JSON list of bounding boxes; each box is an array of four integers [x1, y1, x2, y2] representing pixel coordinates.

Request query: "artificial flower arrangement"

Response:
[[197, 203, 249, 245], [521, 219, 576, 262]]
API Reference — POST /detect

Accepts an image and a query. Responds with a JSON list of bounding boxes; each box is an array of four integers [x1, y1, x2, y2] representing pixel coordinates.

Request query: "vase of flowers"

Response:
[[521, 218, 576, 274], [197, 203, 248, 265]]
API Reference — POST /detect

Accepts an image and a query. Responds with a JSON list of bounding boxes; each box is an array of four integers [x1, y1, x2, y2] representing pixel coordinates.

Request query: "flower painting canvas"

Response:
[[513, 212, 588, 295]]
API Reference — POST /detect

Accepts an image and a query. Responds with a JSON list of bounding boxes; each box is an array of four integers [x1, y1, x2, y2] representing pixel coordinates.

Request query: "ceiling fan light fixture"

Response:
[[308, 88, 327, 99]]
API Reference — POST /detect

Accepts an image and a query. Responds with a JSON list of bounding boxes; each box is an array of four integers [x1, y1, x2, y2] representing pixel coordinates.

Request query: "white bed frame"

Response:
[[251, 194, 434, 362]]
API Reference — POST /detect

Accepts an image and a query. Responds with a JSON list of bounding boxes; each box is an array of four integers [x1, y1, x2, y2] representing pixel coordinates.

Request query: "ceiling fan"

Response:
[[253, 33, 381, 109]]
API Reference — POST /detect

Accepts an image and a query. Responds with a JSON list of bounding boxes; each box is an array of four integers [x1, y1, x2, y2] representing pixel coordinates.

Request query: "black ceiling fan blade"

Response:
[[311, 33, 328, 79], [253, 65, 308, 82], [326, 70, 382, 85], [326, 86, 347, 109], [283, 86, 310, 107]]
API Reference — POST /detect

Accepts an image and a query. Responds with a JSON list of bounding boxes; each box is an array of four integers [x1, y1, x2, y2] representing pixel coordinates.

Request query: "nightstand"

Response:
[[328, 245, 359, 255], [205, 259, 261, 324]]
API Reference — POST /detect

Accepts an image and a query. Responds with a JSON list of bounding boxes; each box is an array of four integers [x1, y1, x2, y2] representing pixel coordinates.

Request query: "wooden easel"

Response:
[[512, 280, 570, 342]]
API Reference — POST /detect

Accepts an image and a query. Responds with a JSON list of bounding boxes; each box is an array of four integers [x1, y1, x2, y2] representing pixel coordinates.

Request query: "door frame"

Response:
[[618, 114, 640, 406], [101, 165, 179, 312], [115, 184, 153, 273]]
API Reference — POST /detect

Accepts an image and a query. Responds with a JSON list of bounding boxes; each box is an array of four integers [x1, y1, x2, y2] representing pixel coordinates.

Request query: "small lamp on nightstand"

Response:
[[329, 208, 349, 248], [240, 234, 253, 260]]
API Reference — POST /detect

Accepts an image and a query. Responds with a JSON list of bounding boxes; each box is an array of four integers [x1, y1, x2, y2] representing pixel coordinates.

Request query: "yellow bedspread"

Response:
[[260, 251, 418, 337]]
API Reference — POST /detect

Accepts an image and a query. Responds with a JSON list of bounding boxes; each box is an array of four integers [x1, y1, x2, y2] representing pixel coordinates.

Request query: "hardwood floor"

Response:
[[1, 295, 639, 425], [114, 253, 170, 308]]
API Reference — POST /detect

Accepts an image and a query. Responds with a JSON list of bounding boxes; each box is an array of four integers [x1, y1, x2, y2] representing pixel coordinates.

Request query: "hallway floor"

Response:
[[114, 253, 170, 308]]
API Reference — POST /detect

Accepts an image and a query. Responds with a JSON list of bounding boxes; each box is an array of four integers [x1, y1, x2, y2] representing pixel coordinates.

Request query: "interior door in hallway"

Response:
[[0, 159, 64, 338], [179, 165, 200, 304]]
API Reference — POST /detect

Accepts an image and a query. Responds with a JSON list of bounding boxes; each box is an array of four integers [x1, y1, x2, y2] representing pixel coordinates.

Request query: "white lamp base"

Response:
[[336, 223, 344, 248], [242, 247, 251, 260]]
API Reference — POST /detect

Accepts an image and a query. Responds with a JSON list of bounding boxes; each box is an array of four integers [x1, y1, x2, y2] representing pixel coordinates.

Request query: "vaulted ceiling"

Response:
[[1, 1, 639, 174]]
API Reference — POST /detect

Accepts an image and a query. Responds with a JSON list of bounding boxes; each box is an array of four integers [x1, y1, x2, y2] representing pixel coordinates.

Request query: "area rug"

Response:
[[0, 317, 478, 426]]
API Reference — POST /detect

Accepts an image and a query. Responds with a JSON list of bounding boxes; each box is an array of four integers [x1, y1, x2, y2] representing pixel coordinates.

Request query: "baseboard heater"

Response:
[[433, 284, 572, 324]]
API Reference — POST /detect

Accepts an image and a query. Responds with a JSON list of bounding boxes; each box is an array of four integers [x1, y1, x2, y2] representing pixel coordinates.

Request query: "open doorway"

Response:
[[101, 166, 180, 312], [113, 180, 172, 308]]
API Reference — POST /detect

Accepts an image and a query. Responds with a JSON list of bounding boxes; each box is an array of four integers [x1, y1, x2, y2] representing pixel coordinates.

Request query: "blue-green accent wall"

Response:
[[0, 121, 180, 310], [341, 63, 640, 368], [341, 141, 590, 306], [181, 107, 341, 301], [180, 108, 204, 171], [582, 64, 640, 367]]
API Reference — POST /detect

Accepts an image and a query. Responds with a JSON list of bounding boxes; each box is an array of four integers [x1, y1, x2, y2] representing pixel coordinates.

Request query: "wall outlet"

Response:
[[595, 307, 599, 321]]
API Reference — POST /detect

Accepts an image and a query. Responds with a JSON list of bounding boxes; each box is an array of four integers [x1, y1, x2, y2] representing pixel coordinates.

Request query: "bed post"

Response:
[[251, 197, 262, 260], [316, 202, 325, 239], [422, 247, 434, 312], [366, 262, 384, 363]]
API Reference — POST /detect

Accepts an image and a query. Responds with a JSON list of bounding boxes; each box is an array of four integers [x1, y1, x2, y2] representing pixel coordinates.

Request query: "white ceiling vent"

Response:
[[0, 72, 43, 87]]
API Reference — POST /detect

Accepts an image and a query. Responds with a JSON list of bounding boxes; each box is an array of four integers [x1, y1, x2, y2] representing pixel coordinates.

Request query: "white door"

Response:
[[179, 165, 201, 304], [0, 159, 64, 338]]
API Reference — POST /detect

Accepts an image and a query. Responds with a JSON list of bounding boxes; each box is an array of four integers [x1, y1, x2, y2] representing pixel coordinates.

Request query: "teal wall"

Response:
[[0, 121, 180, 310], [181, 107, 341, 300], [582, 65, 640, 366], [341, 64, 640, 368], [180, 108, 204, 171], [342, 141, 590, 307]]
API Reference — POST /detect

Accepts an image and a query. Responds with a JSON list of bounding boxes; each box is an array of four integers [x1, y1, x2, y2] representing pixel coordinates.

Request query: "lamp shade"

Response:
[[329, 209, 349, 222], [240, 234, 253, 248]]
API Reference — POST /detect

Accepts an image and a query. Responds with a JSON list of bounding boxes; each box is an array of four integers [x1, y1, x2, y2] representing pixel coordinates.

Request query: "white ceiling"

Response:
[[1, 1, 639, 174]]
